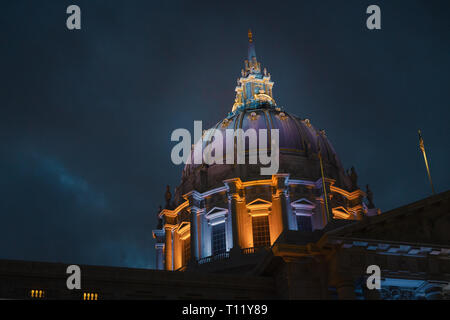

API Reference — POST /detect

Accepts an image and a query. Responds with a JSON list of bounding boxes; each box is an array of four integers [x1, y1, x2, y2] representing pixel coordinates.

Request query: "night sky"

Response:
[[1, 1, 449, 269]]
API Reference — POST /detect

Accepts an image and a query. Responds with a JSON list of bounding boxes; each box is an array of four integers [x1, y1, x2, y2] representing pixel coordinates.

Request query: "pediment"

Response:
[[205, 207, 228, 220], [291, 198, 315, 209], [246, 198, 272, 209], [332, 206, 353, 219]]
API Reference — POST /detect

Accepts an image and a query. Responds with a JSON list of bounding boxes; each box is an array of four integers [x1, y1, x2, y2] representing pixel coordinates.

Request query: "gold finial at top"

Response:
[[248, 29, 253, 43], [418, 129, 424, 151]]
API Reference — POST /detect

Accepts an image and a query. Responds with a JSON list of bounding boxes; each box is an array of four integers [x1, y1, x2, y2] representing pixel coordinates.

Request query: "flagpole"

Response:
[[418, 129, 435, 195], [317, 136, 331, 222]]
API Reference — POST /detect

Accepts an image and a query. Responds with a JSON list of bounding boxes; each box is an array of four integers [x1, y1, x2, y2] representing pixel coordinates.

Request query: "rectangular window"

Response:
[[211, 223, 226, 255], [252, 215, 270, 247], [30, 289, 45, 299], [296, 215, 312, 232], [83, 292, 98, 300], [183, 238, 191, 265]]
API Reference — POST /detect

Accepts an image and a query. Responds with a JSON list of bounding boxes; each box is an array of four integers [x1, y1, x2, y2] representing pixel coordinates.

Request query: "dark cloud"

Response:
[[0, 0, 449, 268]]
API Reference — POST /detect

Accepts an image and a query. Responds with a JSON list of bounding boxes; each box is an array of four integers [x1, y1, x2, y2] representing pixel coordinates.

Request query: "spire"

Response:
[[246, 29, 259, 73], [248, 29, 257, 62], [231, 30, 276, 113]]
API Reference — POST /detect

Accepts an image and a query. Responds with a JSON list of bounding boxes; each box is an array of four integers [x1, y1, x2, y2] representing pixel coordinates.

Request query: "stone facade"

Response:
[[147, 32, 450, 300], [1, 32, 447, 300], [154, 32, 375, 273], [1, 190, 448, 300]]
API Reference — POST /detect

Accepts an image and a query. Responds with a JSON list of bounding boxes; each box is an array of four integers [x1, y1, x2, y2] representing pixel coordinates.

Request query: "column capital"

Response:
[[223, 178, 243, 194], [224, 179, 243, 251], [183, 190, 203, 209], [227, 192, 244, 203], [152, 229, 165, 241], [272, 174, 290, 199], [224, 178, 245, 202], [272, 173, 290, 190]]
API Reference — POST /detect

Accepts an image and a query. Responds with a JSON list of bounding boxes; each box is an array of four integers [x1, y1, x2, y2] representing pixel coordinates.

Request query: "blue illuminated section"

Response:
[[381, 278, 425, 288], [355, 278, 428, 300]]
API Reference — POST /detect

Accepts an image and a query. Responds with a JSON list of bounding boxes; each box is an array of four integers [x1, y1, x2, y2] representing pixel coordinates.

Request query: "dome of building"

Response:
[[178, 107, 351, 199], [154, 30, 376, 273], [175, 32, 350, 203]]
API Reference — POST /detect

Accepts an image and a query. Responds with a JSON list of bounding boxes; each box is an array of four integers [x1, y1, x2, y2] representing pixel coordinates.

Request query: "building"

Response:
[[153, 30, 379, 271], [0, 31, 449, 300], [150, 30, 450, 299], [1, 190, 449, 300]]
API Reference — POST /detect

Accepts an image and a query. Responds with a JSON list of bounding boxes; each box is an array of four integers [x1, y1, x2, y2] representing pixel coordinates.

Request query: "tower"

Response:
[[152, 31, 379, 272]]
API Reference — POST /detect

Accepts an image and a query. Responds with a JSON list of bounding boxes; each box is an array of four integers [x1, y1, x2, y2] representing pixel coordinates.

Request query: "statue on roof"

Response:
[[165, 185, 172, 209], [366, 184, 375, 209]]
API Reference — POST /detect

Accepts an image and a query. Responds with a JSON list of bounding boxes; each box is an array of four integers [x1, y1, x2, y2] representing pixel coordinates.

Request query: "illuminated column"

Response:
[[173, 231, 182, 269], [155, 243, 164, 270], [185, 191, 202, 263], [225, 211, 232, 251], [189, 207, 199, 262], [224, 178, 242, 252], [228, 194, 240, 250], [164, 226, 174, 270], [274, 174, 294, 231]]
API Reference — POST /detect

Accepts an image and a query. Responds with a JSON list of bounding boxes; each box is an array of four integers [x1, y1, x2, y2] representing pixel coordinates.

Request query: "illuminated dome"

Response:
[[176, 30, 350, 201], [178, 107, 351, 198], [154, 30, 376, 273]]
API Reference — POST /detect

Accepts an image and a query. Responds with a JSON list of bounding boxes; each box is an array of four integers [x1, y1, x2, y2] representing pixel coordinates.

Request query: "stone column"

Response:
[[189, 207, 199, 262], [164, 227, 173, 270], [152, 229, 165, 270], [185, 191, 202, 264], [229, 193, 240, 250], [274, 174, 291, 231], [155, 243, 165, 270], [224, 178, 242, 253]]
